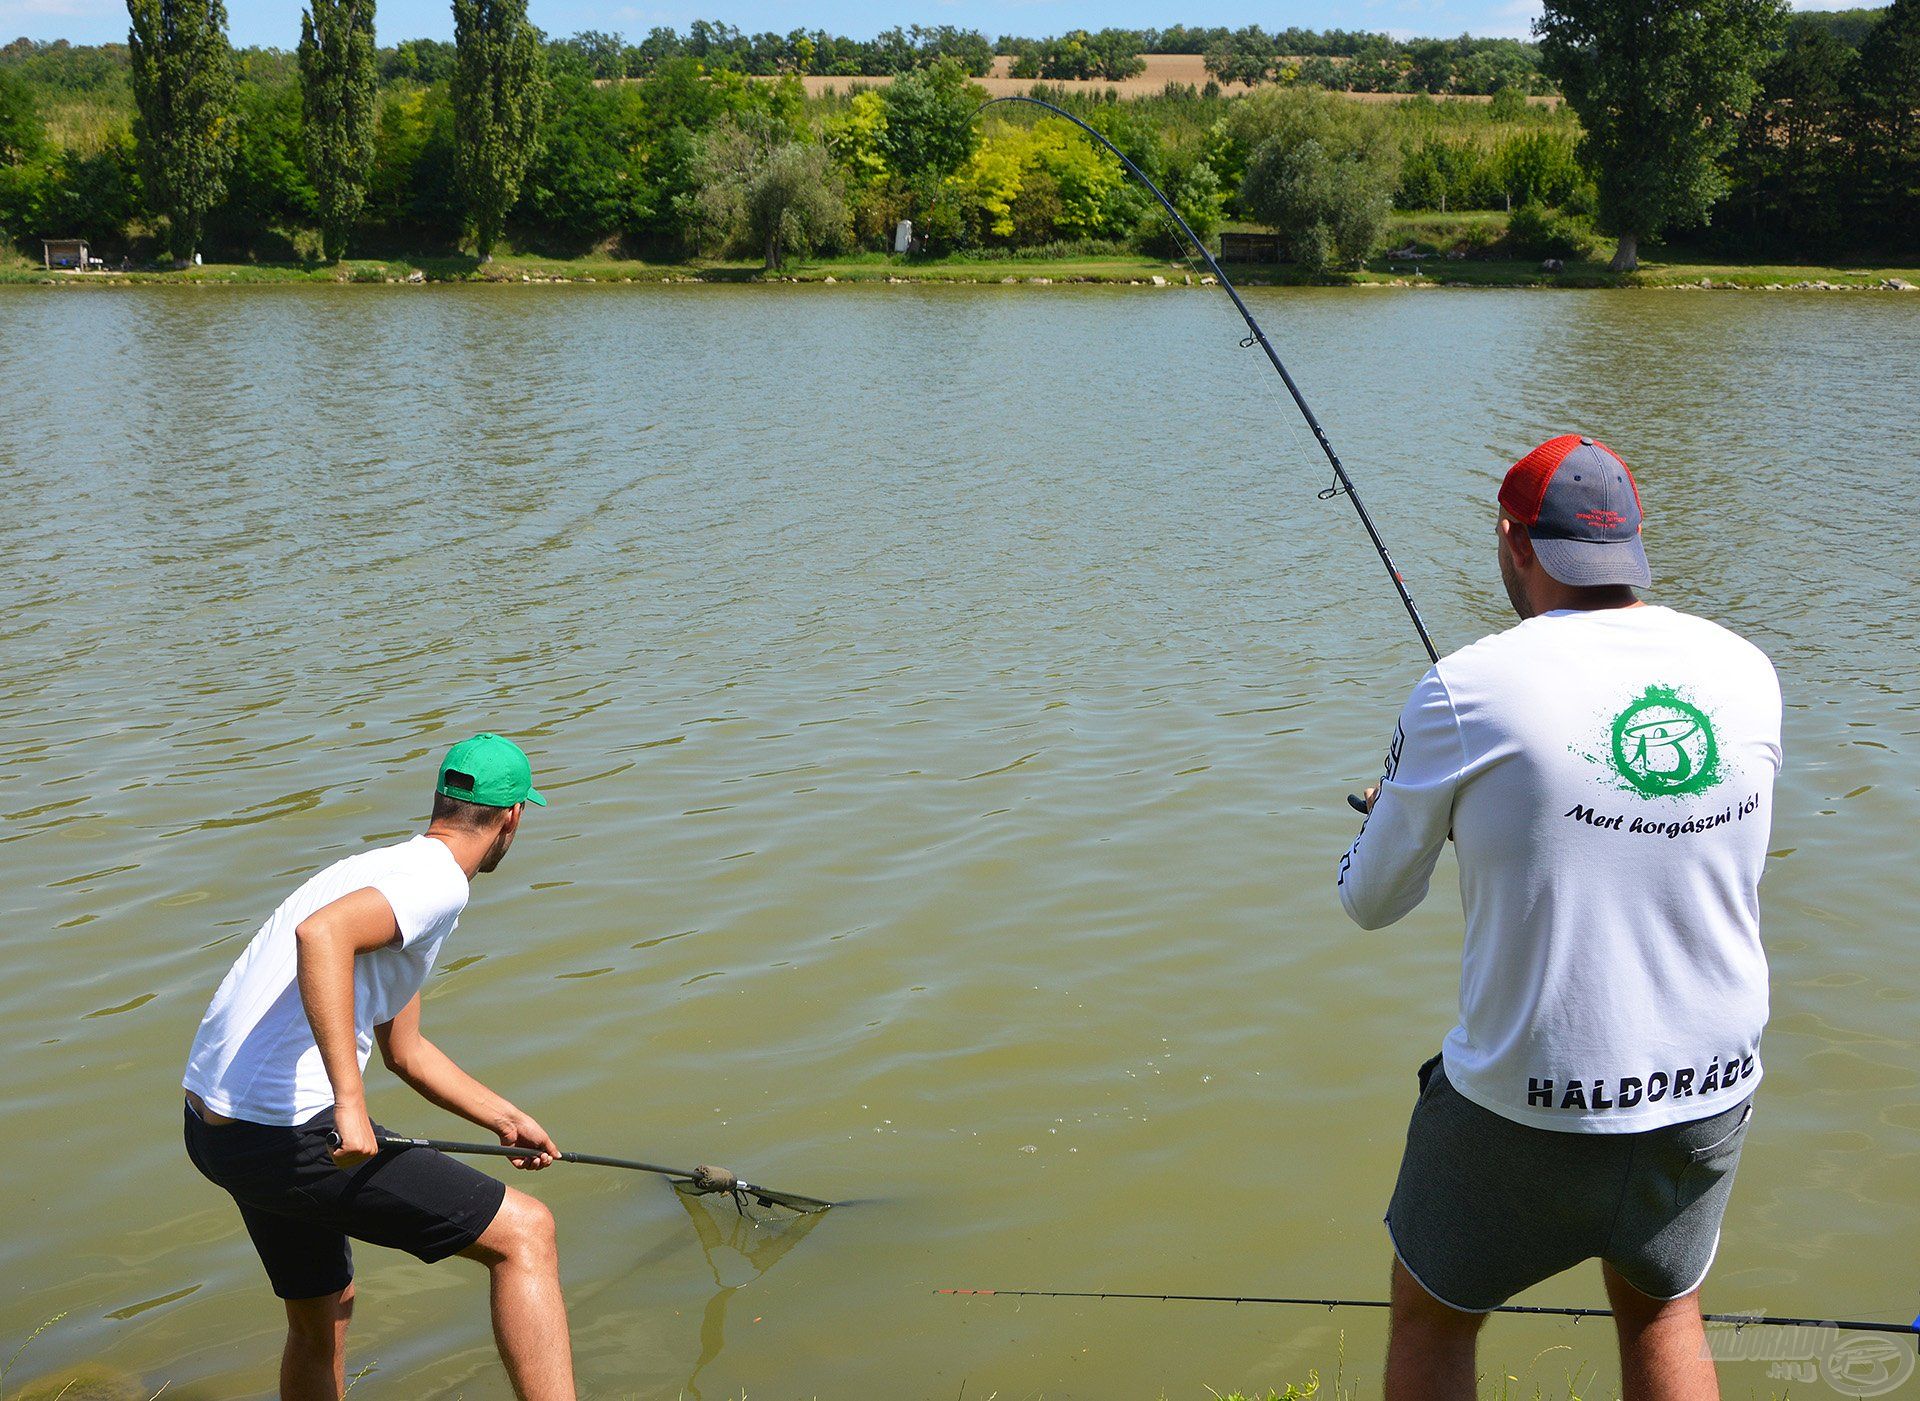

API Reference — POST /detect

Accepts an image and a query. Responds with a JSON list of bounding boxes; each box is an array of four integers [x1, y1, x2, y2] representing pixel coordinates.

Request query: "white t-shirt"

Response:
[[183, 835, 470, 1125], [1337, 605, 1782, 1133]]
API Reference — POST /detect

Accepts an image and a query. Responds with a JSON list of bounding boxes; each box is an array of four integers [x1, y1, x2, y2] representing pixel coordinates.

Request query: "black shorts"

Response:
[[1386, 1056, 1753, 1312], [184, 1101, 506, 1300]]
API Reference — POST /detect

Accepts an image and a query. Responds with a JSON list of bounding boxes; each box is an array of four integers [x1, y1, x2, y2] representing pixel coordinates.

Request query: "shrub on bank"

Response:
[[1385, 211, 1507, 258], [1504, 202, 1596, 260], [684, 116, 849, 269], [1232, 88, 1401, 271]]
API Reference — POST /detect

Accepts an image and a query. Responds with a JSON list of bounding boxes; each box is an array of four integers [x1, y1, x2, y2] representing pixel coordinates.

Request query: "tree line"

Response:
[[268, 22, 1551, 90], [1540, 0, 1917, 268], [526, 23, 997, 80], [1199, 31, 1548, 95], [0, 3, 1913, 273]]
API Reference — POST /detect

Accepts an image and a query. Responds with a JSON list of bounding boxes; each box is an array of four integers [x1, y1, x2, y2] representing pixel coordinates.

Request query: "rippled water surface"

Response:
[[2, 284, 1917, 1399]]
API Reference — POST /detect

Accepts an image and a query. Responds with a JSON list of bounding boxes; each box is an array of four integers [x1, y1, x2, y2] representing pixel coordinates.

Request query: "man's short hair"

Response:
[[431, 791, 508, 830]]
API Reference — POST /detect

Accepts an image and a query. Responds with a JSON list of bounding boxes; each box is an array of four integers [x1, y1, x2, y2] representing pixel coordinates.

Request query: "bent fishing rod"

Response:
[[939, 1288, 1920, 1340], [326, 1129, 833, 1215], [977, 96, 1441, 674]]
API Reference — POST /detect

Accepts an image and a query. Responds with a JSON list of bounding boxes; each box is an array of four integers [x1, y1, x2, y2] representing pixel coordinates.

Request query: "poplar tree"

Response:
[[1537, 0, 1785, 272], [127, 0, 236, 264], [297, 0, 376, 263], [451, 0, 546, 261]]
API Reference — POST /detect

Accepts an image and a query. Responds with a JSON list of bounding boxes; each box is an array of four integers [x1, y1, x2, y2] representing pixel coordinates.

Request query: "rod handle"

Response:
[[1347, 793, 1368, 814], [325, 1130, 559, 1162]]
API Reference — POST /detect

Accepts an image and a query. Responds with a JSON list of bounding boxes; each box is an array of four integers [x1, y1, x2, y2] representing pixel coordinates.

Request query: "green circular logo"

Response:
[[1609, 689, 1720, 797]]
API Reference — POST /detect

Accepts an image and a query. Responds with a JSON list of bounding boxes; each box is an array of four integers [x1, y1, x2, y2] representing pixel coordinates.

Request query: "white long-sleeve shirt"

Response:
[[1337, 605, 1782, 1133]]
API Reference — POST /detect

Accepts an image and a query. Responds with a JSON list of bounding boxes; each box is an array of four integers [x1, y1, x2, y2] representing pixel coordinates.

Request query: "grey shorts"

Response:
[[1386, 1056, 1753, 1312]]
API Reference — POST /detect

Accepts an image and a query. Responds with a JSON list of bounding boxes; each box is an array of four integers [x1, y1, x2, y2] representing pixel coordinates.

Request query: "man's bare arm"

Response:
[[376, 995, 558, 1169], [294, 887, 402, 1166]]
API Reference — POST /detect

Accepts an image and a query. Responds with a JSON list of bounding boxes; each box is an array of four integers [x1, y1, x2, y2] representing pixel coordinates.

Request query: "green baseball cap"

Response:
[[435, 733, 547, 808]]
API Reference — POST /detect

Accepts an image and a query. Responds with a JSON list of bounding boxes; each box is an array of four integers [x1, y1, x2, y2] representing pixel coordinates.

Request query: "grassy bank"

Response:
[[7, 245, 1917, 291], [5, 211, 1917, 291]]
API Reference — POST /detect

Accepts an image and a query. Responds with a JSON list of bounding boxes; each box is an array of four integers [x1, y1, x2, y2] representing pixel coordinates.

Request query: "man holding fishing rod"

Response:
[[1338, 436, 1782, 1401], [182, 734, 576, 1401]]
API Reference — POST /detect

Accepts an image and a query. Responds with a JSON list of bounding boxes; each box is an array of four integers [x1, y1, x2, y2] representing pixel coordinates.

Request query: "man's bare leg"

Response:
[[1603, 1262, 1719, 1401], [460, 1188, 575, 1401], [281, 1283, 353, 1401], [1384, 1257, 1487, 1401]]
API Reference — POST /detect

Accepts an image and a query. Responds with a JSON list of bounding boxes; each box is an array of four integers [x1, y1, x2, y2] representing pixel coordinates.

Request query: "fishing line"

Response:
[[948, 110, 1891, 1354], [975, 96, 1441, 669], [1129, 145, 1333, 520], [939, 1288, 1920, 1340]]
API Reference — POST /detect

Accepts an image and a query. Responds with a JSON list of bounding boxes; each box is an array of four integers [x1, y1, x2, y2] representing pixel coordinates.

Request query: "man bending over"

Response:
[[183, 733, 575, 1401]]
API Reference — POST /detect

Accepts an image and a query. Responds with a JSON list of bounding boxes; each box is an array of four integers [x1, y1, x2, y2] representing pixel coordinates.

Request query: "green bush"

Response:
[[1504, 203, 1595, 259], [947, 115, 1139, 246], [1490, 128, 1583, 206], [364, 83, 461, 246], [686, 116, 848, 268], [1232, 89, 1401, 269], [208, 82, 316, 255], [876, 60, 978, 180], [1133, 146, 1224, 254], [1031, 28, 1147, 81], [1488, 84, 1529, 120], [515, 74, 653, 246], [1388, 212, 1508, 257]]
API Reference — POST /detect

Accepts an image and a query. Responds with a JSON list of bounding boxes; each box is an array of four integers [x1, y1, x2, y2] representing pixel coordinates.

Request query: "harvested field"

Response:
[[787, 52, 1250, 98], [762, 53, 1559, 104]]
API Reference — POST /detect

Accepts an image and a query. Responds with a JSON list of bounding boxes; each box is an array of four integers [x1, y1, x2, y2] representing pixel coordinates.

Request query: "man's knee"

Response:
[[468, 1189, 558, 1269], [502, 1191, 557, 1258], [285, 1283, 354, 1347]]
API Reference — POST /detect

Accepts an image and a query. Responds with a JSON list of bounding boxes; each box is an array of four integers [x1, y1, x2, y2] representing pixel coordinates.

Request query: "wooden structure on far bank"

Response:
[[42, 238, 92, 270], [1219, 232, 1281, 263]]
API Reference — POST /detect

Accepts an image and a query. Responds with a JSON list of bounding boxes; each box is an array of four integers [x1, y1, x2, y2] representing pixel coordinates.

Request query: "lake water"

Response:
[[2, 283, 1916, 1400]]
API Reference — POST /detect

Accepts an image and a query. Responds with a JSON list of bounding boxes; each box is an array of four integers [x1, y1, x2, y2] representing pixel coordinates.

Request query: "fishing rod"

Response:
[[939, 1288, 1920, 1340], [326, 1130, 834, 1215], [976, 96, 1441, 672]]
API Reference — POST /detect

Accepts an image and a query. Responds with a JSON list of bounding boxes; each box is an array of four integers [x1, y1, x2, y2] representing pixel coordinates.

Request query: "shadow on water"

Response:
[[669, 1185, 828, 1401]]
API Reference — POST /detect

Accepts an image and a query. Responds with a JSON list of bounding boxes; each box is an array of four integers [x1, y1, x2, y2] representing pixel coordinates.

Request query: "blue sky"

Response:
[[0, 0, 1870, 49]]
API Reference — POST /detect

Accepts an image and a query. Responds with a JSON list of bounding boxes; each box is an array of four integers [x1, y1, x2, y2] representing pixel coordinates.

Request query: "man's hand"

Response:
[[331, 1103, 379, 1167], [496, 1109, 560, 1170], [378, 995, 560, 1169], [1354, 783, 1453, 840]]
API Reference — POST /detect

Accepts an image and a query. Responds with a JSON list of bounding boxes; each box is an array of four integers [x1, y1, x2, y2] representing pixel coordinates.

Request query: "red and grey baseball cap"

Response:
[[1497, 434, 1650, 589]]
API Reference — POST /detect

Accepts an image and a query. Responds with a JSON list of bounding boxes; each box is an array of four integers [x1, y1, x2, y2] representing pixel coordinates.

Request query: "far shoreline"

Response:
[[7, 250, 1918, 293]]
